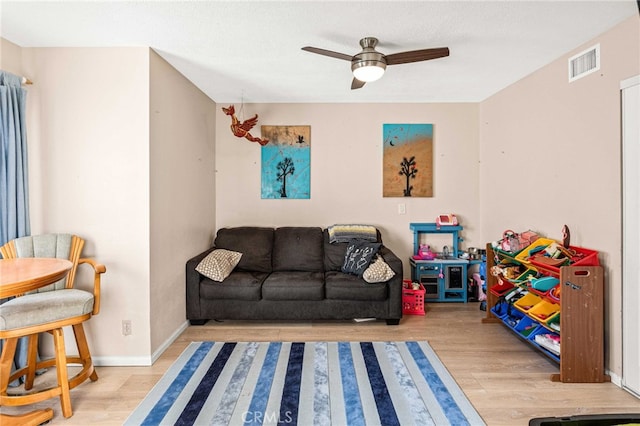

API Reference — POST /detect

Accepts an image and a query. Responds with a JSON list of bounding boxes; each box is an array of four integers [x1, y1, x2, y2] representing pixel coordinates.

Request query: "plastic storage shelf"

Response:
[[483, 243, 608, 383]]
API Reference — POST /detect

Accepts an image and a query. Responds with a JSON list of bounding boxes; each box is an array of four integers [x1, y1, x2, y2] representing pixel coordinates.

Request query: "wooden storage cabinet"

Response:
[[483, 244, 609, 383]]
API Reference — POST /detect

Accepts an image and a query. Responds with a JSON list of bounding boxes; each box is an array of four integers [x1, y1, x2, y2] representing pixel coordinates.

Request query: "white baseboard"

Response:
[[93, 320, 190, 366], [94, 355, 153, 366], [607, 370, 640, 398], [151, 320, 190, 364], [608, 369, 622, 387], [607, 371, 640, 399]]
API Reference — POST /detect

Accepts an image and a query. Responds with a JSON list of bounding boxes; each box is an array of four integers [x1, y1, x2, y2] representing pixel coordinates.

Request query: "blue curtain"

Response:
[[0, 70, 32, 386], [1, 70, 30, 243]]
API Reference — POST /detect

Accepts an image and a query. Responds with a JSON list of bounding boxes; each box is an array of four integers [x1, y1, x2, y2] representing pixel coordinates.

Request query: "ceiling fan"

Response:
[[302, 37, 450, 90]]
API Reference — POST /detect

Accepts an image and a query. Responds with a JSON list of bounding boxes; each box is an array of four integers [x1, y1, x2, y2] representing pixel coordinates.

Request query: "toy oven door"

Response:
[[417, 265, 440, 299]]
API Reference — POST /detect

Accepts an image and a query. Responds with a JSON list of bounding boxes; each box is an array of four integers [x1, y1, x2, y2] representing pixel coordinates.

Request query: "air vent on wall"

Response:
[[568, 44, 600, 82]]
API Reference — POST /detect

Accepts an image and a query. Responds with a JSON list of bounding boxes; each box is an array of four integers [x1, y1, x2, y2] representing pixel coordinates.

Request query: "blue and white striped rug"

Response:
[[125, 341, 484, 426]]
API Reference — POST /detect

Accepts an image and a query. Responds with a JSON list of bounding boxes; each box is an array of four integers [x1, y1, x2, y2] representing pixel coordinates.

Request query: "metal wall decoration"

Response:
[[383, 124, 433, 197], [260, 126, 310, 199]]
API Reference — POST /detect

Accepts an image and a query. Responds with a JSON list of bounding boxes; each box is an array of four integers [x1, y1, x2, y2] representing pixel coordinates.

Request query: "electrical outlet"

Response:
[[122, 320, 132, 336], [398, 203, 406, 215]]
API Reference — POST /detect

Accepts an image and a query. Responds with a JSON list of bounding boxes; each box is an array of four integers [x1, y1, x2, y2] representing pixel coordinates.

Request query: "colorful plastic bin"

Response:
[[515, 238, 556, 267], [489, 279, 515, 297], [514, 316, 541, 338], [528, 300, 561, 323], [528, 327, 560, 361], [545, 312, 560, 333], [529, 246, 599, 277], [513, 292, 543, 314]]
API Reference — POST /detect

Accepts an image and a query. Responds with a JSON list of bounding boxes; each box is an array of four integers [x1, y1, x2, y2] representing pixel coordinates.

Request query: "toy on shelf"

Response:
[[492, 229, 540, 255], [436, 214, 458, 227], [415, 244, 435, 260]]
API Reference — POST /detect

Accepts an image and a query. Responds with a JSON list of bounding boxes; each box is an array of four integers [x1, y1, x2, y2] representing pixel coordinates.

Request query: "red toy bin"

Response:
[[489, 280, 515, 297], [529, 246, 599, 277], [402, 280, 425, 316]]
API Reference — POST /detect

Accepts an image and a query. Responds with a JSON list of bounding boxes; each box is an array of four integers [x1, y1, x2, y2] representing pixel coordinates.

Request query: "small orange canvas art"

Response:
[[383, 124, 433, 197]]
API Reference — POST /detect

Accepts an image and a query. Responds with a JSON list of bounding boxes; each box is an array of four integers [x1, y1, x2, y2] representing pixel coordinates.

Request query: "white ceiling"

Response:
[[1, 1, 637, 103]]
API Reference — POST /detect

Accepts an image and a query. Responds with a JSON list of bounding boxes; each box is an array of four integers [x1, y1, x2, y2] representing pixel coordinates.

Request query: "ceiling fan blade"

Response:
[[301, 46, 353, 61], [351, 78, 366, 90], [386, 47, 450, 65]]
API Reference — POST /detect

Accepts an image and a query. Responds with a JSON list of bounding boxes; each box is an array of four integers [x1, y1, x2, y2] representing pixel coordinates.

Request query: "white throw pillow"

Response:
[[196, 249, 242, 282], [363, 255, 396, 283]]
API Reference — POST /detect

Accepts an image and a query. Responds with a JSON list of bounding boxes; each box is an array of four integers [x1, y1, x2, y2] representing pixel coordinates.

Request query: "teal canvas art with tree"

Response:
[[383, 123, 433, 197], [261, 126, 311, 199]]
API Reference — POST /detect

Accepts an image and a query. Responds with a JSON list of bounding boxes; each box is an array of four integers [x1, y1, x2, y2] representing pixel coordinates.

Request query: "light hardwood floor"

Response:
[[2, 303, 639, 425]]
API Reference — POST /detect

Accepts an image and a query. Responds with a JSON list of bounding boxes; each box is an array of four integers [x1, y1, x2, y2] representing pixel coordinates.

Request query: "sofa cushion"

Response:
[[363, 255, 396, 283], [195, 249, 242, 282], [214, 227, 274, 273], [325, 271, 388, 301], [323, 230, 350, 272], [341, 241, 381, 277], [273, 227, 324, 272], [199, 271, 268, 301], [262, 272, 324, 301]]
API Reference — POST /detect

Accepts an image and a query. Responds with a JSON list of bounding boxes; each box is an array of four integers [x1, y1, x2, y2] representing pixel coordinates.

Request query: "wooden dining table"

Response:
[[0, 257, 73, 426]]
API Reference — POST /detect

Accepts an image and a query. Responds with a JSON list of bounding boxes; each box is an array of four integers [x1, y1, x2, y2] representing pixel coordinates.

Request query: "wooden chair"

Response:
[[0, 234, 105, 418]]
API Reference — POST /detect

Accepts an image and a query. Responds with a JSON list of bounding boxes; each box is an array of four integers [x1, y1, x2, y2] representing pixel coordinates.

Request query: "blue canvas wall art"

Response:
[[261, 126, 311, 199]]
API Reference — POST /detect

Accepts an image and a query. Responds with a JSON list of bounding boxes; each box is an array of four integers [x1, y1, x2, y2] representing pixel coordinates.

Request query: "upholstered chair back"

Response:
[[1, 233, 84, 293]]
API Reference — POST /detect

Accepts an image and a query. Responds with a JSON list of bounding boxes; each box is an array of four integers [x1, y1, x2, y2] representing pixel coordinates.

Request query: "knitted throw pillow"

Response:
[[196, 249, 242, 282], [363, 255, 396, 283]]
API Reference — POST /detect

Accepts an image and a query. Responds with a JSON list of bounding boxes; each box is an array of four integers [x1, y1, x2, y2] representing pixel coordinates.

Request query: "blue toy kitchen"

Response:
[[409, 222, 472, 302]]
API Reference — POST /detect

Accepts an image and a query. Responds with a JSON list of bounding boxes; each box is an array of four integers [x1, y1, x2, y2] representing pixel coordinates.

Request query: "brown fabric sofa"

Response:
[[186, 226, 403, 325]]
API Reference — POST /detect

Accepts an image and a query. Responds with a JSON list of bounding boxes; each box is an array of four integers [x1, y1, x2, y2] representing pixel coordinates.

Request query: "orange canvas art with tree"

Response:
[[383, 124, 433, 197]]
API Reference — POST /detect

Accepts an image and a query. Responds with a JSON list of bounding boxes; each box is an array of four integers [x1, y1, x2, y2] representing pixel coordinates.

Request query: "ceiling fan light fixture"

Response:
[[302, 36, 449, 89], [352, 61, 386, 82]]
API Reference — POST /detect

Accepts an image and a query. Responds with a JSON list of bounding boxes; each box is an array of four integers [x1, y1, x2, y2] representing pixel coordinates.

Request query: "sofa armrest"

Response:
[[379, 245, 404, 319], [186, 247, 216, 320]]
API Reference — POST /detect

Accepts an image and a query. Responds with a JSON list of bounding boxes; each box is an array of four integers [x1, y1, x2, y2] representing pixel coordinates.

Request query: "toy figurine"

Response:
[[562, 225, 571, 248]]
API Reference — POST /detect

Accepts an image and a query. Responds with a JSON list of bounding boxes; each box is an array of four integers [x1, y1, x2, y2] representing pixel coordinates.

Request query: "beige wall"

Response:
[[479, 15, 640, 378], [149, 50, 216, 356], [215, 103, 481, 272], [20, 46, 152, 363], [0, 38, 23, 74], [4, 43, 217, 364]]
